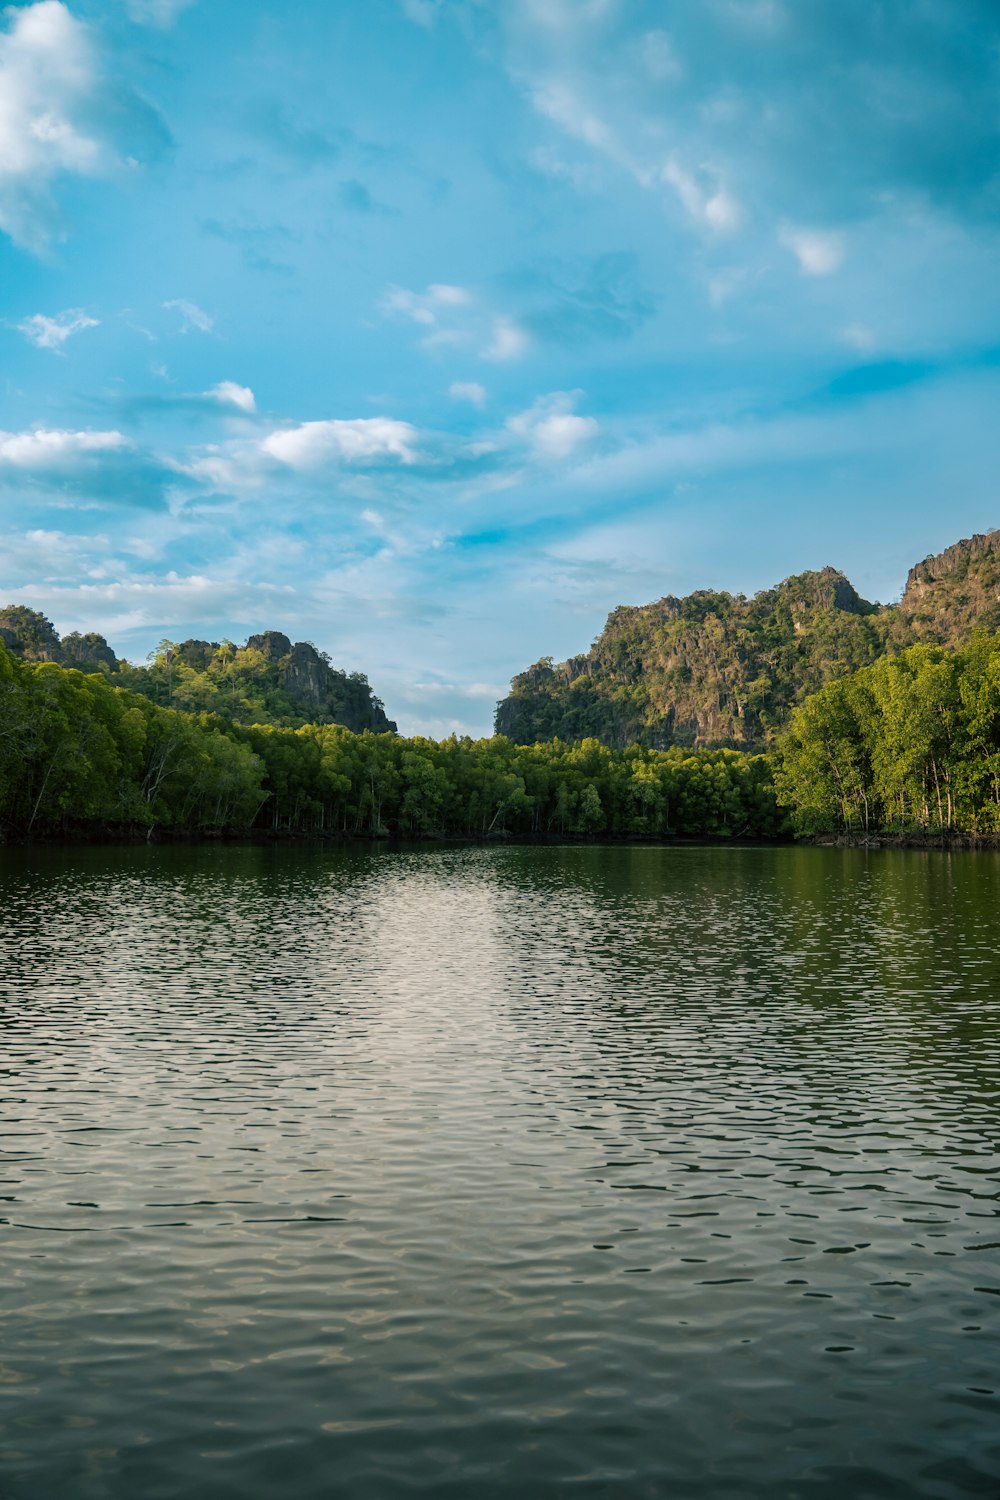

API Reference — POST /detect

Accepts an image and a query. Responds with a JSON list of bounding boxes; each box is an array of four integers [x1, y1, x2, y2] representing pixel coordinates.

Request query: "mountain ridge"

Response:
[[0, 609, 396, 735], [495, 529, 1000, 750]]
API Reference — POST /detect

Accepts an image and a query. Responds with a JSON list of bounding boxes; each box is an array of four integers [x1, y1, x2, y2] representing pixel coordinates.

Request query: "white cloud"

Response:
[[381, 283, 473, 326], [16, 307, 99, 351], [507, 391, 599, 461], [382, 283, 529, 364], [205, 380, 256, 413], [531, 79, 620, 159], [481, 317, 530, 362], [263, 417, 419, 469], [663, 157, 741, 232], [780, 225, 845, 276], [0, 427, 129, 470], [164, 298, 214, 333], [449, 380, 487, 407], [0, 2, 105, 249]]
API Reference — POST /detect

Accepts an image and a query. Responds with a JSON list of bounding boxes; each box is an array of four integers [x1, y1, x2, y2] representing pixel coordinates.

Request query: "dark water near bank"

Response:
[[1, 843, 998, 1499]]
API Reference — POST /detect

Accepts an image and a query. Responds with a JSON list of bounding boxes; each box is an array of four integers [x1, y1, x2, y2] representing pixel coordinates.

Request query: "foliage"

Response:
[[775, 634, 1000, 835], [0, 608, 396, 735], [496, 530, 1000, 752], [496, 569, 892, 751], [0, 643, 781, 840], [0, 646, 266, 834]]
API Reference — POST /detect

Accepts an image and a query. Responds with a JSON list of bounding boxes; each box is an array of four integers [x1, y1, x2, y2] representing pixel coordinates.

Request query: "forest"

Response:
[[0, 605, 396, 734], [3, 621, 1000, 846], [0, 641, 778, 840], [776, 634, 1000, 837]]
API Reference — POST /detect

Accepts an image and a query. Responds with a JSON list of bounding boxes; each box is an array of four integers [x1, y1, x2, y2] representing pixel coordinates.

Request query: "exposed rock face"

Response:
[[0, 608, 397, 734], [496, 535, 1000, 750], [246, 631, 293, 661], [286, 642, 328, 707], [0, 606, 62, 662], [0, 608, 118, 672], [173, 640, 216, 671], [898, 529, 1000, 644], [245, 632, 393, 727], [59, 631, 120, 673]]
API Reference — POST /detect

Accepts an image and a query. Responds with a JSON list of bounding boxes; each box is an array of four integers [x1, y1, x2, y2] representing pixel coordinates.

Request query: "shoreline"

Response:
[[811, 830, 1000, 851], [3, 824, 999, 852]]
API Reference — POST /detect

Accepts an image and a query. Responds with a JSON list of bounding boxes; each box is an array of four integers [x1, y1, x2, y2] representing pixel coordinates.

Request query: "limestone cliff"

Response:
[[496, 530, 1000, 750]]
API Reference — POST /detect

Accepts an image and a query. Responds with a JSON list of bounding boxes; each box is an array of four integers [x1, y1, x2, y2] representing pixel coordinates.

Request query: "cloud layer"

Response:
[[1, 0, 998, 736]]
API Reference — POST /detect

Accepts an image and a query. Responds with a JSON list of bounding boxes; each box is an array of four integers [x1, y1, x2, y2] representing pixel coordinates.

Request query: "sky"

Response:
[[1, 0, 999, 736]]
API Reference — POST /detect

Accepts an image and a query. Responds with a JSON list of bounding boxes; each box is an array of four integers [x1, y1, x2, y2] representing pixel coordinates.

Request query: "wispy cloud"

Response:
[[780, 225, 845, 277], [450, 381, 487, 407], [382, 283, 474, 326], [0, 1, 170, 251], [481, 317, 530, 362], [125, 0, 197, 27], [164, 299, 214, 334], [663, 158, 741, 233], [507, 391, 598, 461], [204, 381, 256, 414], [382, 282, 531, 363], [16, 308, 99, 352]]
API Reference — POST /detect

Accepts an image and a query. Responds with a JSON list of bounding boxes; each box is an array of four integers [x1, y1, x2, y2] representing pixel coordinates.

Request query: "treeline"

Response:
[[228, 726, 780, 838], [0, 643, 780, 839], [775, 635, 1000, 835], [7, 632, 1000, 843], [0, 646, 266, 834]]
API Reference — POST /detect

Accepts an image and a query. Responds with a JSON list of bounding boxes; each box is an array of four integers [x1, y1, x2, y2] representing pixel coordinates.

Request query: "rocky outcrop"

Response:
[[898, 529, 1000, 644], [0, 608, 397, 734], [0, 608, 118, 672], [0, 606, 62, 662], [59, 631, 119, 673], [497, 535, 1000, 750]]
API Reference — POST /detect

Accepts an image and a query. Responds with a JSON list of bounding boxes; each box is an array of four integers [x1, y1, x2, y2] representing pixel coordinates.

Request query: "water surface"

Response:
[[1, 843, 998, 1498]]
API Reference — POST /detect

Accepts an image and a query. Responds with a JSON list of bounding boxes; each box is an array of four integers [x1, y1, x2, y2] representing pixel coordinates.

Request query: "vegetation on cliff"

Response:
[[3, 528, 1000, 845], [496, 531, 1000, 751], [0, 609, 395, 735]]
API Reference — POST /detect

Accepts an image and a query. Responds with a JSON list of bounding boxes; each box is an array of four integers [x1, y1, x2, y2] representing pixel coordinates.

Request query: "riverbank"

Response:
[[0, 823, 796, 849], [812, 830, 1000, 851]]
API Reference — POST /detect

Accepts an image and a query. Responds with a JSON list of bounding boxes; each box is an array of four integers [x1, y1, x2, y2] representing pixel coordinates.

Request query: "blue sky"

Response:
[[1, 0, 999, 735]]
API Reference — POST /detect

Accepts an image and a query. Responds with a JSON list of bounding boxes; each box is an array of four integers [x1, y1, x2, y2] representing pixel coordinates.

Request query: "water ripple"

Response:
[[0, 843, 998, 1498]]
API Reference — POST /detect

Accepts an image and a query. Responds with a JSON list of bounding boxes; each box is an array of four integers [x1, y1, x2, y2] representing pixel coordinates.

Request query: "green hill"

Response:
[[0, 610, 396, 735], [495, 530, 1000, 750]]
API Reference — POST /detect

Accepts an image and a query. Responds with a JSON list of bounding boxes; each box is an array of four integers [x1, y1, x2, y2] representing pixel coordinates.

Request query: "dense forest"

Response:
[[3, 528, 1000, 844], [496, 530, 1000, 751], [0, 641, 779, 840], [776, 634, 1000, 837]]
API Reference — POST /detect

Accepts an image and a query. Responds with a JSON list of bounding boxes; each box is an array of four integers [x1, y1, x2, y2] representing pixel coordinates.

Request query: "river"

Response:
[[1, 843, 998, 1498]]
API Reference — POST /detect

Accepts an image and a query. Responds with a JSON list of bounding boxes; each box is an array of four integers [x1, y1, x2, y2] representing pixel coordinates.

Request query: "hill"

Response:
[[495, 530, 1000, 750], [0, 609, 396, 734]]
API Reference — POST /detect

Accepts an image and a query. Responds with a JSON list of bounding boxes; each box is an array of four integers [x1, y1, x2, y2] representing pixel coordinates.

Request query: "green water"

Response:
[[1, 843, 998, 1498]]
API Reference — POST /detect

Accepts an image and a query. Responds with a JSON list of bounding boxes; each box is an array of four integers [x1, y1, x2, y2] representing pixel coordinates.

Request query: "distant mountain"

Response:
[[495, 530, 1000, 750], [0, 609, 396, 735]]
